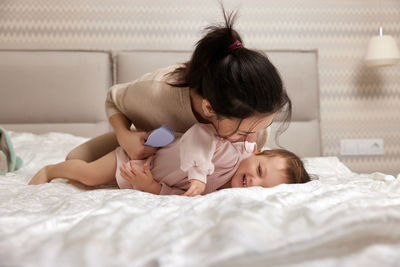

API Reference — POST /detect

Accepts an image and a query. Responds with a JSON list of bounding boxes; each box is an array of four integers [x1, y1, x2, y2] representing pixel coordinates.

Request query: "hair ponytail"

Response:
[[169, 5, 291, 127], [191, 8, 241, 67]]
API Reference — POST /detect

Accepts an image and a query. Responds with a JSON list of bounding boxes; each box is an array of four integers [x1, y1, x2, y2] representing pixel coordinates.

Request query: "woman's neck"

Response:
[[189, 88, 209, 123]]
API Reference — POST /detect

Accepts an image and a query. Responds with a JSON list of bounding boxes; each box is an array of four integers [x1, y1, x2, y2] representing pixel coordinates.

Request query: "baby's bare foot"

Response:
[[29, 166, 50, 185]]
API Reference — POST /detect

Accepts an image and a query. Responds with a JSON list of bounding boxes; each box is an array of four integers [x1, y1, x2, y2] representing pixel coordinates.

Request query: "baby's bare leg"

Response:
[[29, 150, 117, 186]]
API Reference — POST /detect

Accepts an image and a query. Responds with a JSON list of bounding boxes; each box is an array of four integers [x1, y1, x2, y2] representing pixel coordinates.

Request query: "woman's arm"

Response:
[[106, 81, 158, 160], [109, 113, 131, 135], [109, 114, 157, 160]]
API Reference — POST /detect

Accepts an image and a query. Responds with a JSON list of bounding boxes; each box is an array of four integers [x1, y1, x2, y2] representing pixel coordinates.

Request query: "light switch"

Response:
[[340, 139, 384, 156]]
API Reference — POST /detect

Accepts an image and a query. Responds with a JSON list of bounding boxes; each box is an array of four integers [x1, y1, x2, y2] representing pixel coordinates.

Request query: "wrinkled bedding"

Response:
[[1, 132, 400, 267]]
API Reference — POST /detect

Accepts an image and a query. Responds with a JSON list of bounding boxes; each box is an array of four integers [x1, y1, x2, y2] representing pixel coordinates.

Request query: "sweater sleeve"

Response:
[[105, 82, 130, 119], [179, 124, 217, 184]]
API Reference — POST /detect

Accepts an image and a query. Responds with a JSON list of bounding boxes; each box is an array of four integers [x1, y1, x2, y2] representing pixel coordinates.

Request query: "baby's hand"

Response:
[[183, 179, 206, 197], [119, 161, 154, 191]]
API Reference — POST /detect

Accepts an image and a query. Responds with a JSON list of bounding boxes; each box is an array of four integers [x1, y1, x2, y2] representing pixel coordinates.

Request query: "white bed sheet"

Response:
[[1, 132, 400, 267]]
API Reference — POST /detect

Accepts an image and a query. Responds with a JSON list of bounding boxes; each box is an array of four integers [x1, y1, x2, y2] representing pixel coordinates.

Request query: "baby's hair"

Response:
[[168, 5, 291, 130], [258, 149, 311, 184]]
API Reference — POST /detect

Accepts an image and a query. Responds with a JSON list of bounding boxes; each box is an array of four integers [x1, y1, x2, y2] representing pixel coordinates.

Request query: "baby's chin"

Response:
[[230, 176, 243, 188]]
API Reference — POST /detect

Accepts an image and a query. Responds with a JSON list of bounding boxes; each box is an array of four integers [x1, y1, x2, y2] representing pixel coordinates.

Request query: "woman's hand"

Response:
[[119, 161, 161, 194], [117, 130, 158, 160], [109, 113, 157, 160], [183, 179, 206, 197]]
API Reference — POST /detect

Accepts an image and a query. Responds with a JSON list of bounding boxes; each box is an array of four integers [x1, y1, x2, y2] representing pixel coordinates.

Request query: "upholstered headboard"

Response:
[[0, 50, 112, 137], [266, 51, 321, 157], [0, 49, 321, 157]]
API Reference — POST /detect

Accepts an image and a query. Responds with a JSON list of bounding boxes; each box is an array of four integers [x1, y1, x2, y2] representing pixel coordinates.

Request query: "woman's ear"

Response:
[[201, 99, 215, 118]]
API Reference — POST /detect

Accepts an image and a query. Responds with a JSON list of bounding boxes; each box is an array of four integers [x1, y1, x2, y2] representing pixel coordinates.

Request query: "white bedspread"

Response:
[[1, 132, 400, 267]]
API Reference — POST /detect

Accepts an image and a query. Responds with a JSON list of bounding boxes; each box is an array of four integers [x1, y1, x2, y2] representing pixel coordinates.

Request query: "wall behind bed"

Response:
[[1, 0, 399, 175]]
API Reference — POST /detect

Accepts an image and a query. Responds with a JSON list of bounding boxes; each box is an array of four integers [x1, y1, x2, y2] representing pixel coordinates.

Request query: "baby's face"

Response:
[[231, 153, 288, 188]]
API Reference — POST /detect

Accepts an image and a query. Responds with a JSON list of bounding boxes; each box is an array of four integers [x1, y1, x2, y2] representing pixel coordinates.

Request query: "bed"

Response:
[[1, 49, 400, 267]]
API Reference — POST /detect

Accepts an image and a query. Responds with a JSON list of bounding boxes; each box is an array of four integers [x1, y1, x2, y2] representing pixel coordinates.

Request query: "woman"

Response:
[[67, 8, 291, 163]]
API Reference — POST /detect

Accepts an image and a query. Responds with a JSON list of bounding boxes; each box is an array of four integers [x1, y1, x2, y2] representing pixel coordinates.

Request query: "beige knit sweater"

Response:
[[105, 65, 197, 133]]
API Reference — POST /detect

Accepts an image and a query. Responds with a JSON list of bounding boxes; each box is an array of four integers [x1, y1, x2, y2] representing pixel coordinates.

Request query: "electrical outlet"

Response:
[[340, 139, 384, 156]]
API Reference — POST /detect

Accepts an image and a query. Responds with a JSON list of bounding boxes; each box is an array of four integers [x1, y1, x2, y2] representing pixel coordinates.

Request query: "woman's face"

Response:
[[231, 153, 288, 188], [214, 113, 275, 143]]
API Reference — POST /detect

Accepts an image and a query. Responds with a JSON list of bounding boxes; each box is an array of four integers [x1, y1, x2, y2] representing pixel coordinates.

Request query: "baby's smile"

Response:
[[242, 174, 247, 187]]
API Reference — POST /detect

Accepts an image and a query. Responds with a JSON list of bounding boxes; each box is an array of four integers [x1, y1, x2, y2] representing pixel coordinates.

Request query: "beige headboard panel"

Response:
[[0, 50, 112, 137], [266, 51, 321, 157], [116, 50, 321, 157], [116, 50, 191, 83]]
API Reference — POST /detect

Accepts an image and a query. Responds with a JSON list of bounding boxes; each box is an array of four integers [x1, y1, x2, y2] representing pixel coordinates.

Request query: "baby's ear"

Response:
[[201, 99, 215, 118]]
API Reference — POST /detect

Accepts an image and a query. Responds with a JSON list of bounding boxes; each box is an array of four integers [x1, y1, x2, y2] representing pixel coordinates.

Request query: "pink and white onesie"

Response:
[[115, 123, 256, 195]]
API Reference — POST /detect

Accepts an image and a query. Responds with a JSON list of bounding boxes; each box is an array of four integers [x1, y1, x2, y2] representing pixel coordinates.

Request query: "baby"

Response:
[[30, 123, 310, 195], [120, 147, 310, 195]]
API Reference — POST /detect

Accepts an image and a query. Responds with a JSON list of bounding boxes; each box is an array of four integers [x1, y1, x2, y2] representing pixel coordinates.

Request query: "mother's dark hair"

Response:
[[169, 6, 291, 138]]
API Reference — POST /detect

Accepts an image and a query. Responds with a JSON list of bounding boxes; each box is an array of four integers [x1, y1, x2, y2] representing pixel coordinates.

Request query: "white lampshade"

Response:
[[365, 34, 400, 67]]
